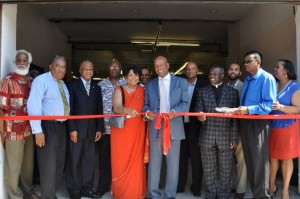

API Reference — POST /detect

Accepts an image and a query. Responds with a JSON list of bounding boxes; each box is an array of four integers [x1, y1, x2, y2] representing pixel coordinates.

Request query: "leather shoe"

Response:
[[234, 192, 245, 199], [176, 187, 185, 193], [190, 186, 201, 197], [81, 190, 101, 198], [24, 193, 41, 199]]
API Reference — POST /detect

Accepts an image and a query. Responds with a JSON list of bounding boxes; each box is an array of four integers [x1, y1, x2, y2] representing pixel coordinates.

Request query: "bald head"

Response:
[[154, 56, 169, 78]]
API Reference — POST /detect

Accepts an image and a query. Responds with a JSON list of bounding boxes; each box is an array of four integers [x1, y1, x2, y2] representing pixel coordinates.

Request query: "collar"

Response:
[[247, 68, 263, 81], [227, 79, 239, 88], [211, 82, 223, 88], [80, 76, 91, 84], [159, 73, 171, 81]]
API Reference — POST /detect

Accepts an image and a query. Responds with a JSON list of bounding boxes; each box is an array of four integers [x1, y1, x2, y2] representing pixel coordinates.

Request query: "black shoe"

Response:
[[176, 187, 185, 193], [81, 191, 101, 198], [190, 186, 201, 197], [234, 193, 245, 199]]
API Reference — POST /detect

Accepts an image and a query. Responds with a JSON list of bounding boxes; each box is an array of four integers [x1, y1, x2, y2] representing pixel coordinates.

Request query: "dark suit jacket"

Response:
[[186, 78, 205, 140], [67, 78, 103, 140], [195, 84, 239, 149]]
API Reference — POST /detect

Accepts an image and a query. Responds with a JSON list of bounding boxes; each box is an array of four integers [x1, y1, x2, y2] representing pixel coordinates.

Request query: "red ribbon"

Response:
[[1, 112, 299, 121], [155, 113, 171, 155]]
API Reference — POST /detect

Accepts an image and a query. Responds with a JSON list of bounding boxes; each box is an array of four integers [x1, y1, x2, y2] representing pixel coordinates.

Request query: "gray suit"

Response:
[[195, 84, 239, 199], [143, 75, 189, 199]]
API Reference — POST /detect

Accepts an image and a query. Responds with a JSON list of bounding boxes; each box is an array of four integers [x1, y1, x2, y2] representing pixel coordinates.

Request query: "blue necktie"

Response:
[[241, 78, 253, 106]]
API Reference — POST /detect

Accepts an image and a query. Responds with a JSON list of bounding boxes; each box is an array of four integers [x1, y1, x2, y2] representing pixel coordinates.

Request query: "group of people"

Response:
[[0, 50, 299, 199]]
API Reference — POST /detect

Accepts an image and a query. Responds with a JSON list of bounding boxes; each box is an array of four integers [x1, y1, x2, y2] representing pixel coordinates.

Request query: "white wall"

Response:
[[1, 4, 17, 77], [0, 4, 17, 198], [228, 4, 296, 74], [16, 4, 72, 79]]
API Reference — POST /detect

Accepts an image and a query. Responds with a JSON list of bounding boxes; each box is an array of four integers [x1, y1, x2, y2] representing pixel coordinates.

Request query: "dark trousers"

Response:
[[65, 135, 96, 196], [201, 144, 233, 199], [240, 119, 271, 199], [37, 121, 67, 199], [178, 123, 203, 194], [96, 134, 111, 195]]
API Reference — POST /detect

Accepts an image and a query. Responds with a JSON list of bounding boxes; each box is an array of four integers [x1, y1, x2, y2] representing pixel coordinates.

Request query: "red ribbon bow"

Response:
[[155, 113, 171, 155]]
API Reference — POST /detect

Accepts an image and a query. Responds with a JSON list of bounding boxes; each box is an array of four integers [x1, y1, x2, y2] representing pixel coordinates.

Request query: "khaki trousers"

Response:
[[235, 136, 247, 193], [5, 136, 34, 199]]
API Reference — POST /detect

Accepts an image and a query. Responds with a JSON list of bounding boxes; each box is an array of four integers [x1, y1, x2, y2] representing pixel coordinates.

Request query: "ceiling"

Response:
[[13, 1, 298, 76]]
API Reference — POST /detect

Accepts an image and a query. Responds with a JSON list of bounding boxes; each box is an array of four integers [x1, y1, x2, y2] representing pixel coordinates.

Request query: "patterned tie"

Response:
[[160, 78, 167, 113], [86, 82, 90, 96], [57, 80, 69, 116]]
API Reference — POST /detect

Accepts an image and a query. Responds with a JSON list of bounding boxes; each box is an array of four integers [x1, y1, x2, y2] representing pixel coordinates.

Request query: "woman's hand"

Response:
[[124, 108, 139, 118], [272, 100, 284, 111]]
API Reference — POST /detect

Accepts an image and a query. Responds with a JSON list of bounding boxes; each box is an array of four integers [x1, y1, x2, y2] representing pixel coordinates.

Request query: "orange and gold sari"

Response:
[[111, 86, 146, 199]]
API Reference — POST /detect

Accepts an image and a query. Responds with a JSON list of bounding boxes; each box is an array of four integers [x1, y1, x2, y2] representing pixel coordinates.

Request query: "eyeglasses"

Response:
[[15, 59, 28, 64], [243, 59, 256, 65]]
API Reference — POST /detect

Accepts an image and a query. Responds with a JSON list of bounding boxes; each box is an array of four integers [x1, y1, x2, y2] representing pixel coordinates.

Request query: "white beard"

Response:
[[14, 65, 29, 76]]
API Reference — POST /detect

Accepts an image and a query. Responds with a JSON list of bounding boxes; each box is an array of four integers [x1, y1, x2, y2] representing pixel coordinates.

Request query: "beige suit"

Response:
[[228, 79, 247, 194]]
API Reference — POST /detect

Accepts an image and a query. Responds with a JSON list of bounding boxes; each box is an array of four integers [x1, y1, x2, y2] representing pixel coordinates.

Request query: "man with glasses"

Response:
[[235, 51, 276, 199], [28, 56, 69, 199], [65, 60, 103, 199], [0, 50, 40, 199], [96, 59, 126, 197]]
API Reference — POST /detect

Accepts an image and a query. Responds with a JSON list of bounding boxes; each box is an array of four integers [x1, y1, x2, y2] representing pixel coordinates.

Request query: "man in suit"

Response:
[[177, 61, 204, 197], [143, 56, 189, 199], [65, 60, 103, 199], [195, 65, 239, 199], [227, 63, 246, 199]]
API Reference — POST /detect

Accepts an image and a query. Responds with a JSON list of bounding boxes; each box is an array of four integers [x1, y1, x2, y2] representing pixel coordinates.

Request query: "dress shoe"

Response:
[[176, 187, 185, 193], [234, 192, 245, 199], [190, 186, 201, 197], [81, 190, 101, 198], [25, 193, 41, 199]]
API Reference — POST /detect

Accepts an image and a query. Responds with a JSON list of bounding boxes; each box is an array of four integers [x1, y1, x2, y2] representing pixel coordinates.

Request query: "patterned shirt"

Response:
[[98, 78, 126, 135], [0, 73, 32, 140]]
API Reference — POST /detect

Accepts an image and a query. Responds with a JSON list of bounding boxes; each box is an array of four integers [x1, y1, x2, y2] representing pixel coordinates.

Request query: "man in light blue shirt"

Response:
[[235, 51, 276, 199], [27, 56, 69, 199]]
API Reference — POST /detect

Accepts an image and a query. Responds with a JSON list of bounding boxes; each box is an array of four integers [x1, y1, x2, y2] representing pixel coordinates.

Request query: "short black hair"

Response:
[[210, 65, 224, 74], [244, 50, 263, 63], [278, 59, 297, 80], [123, 64, 141, 77]]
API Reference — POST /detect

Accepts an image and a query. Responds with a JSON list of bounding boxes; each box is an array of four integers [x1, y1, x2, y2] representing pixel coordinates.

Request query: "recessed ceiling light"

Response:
[[59, 8, 67, 12], [131, 8, 140, 12], [210, 9, 218, 13]]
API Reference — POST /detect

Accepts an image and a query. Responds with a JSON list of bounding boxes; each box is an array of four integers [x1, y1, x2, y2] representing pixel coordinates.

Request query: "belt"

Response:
[[48, 120, 66, 124]]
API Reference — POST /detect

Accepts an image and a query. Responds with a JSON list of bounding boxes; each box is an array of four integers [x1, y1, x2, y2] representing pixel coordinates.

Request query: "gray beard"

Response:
[[14, 65, 29, 76]]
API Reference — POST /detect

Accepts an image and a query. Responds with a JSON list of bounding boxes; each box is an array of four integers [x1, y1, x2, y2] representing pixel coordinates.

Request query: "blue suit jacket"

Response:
[[143, 75, 189, 141]]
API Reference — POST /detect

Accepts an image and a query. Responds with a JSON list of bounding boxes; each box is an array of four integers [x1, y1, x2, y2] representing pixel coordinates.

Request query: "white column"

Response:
[[0, 4, 17, 198], [295, 5, 300, 194]]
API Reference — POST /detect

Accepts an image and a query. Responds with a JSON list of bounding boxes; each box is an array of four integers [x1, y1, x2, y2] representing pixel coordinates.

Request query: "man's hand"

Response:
[[234, 106, 248, 115], [1, 133, 5, 149], [197, 112, 206, 123], [146, 111, 156, 121], [70, 131, 78, 143], [167, 109, 176, 119], [35, 132, 45, 147], [230, 143, 237, 150], [95, 131, 102, 142]]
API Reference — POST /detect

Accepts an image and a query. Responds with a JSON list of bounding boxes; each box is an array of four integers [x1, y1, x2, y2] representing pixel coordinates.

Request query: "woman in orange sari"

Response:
[[111, 65, 146, 199]]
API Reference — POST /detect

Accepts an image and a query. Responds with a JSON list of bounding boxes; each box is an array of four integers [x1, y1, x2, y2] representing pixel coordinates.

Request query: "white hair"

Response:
[[13, 49, 32, 65]]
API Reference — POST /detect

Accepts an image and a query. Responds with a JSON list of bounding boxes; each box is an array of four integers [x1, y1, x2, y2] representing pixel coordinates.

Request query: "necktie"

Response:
[[240, 78, 253, 106], [160, 78, 167, 113], [57, 80, 69, 116], [86, 82, 90, 96]]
